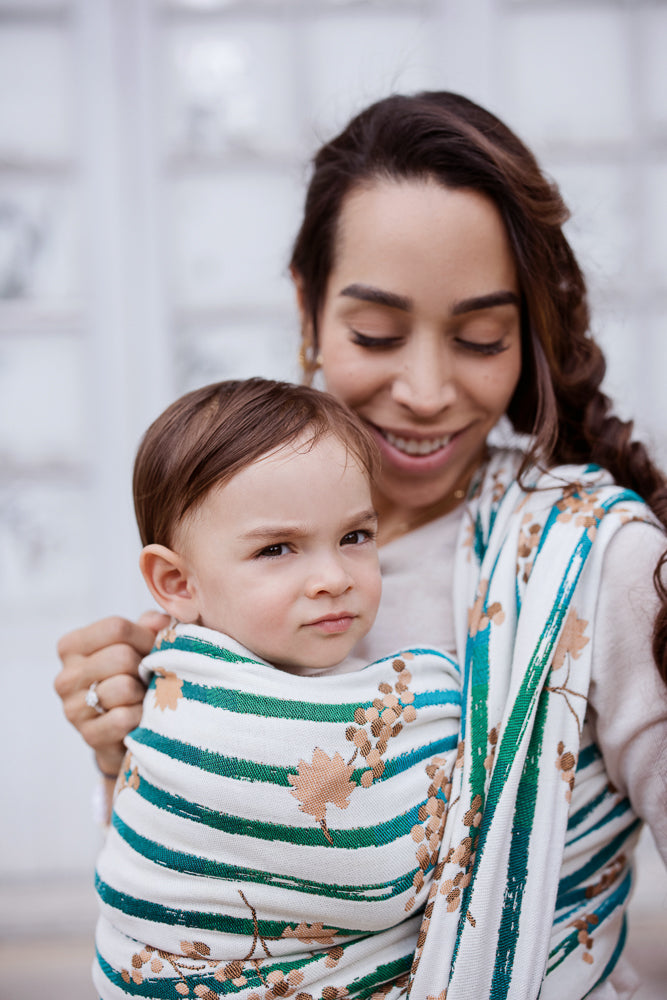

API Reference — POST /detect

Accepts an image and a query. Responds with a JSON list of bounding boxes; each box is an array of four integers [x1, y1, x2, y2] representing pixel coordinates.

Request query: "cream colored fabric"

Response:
[[356, 488, 667, 999]]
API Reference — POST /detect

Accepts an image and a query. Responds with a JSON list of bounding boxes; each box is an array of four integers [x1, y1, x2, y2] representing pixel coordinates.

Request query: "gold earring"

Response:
[[298, 343, 323, 378]]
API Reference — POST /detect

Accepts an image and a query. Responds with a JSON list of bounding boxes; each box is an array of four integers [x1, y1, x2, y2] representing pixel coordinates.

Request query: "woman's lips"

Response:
[[382, 429, 452, 455], [368, 423, 464, 473]]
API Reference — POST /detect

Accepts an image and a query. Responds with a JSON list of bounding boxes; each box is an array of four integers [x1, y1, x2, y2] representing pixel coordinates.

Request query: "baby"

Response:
[[93, 378, 461, 1000]]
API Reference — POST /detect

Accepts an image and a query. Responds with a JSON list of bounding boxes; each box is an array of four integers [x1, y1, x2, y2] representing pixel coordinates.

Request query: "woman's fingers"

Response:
[[81, 670, 147, 719], [54, 613, 165, 756], [57, 614, 161, 664], [137, 609, 171, 634], [55, 642, 141, 722], [80, 702, 145, 779]]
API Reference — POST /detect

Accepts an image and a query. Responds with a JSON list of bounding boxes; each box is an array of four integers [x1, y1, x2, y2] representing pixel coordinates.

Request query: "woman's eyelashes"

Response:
[[350, 329, 402, 349], [455, 337, 510, 356], [349, 326, 513, 356]]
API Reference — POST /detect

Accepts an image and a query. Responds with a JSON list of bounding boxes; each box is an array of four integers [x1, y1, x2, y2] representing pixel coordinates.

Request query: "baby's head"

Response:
[[134, 378, 382, 673]]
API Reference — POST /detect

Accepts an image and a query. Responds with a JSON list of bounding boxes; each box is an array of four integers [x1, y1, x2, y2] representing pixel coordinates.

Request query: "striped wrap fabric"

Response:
[[93, 631, 462, 999], [407, 451, 655, 999], [93, 450, 656, 1000]]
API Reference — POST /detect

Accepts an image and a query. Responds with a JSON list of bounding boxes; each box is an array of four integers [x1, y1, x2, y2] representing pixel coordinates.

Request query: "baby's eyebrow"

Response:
[[346, 508, 379, 527], [240, 524, 307, 541]]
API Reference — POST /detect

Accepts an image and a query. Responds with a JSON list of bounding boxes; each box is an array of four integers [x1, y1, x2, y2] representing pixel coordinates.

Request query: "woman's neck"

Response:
[[375, 487, 468, 547], [374, 450, 488, 547]]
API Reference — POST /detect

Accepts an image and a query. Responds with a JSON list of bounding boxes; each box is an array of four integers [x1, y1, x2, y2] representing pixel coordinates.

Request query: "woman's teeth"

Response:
[[383, 430, 452, 456]]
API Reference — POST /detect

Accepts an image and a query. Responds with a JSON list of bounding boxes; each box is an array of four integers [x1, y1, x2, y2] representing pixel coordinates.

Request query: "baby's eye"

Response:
[[257, 543, 290, 558], [340, 529, 372, 546]]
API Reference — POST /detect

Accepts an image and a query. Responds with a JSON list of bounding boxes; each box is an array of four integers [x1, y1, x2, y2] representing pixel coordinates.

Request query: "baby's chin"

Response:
[[273, 644, 366, 677], [272, 656, 354, 676]]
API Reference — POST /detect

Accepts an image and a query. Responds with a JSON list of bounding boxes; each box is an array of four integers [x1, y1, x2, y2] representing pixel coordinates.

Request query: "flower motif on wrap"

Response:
[[555, 484, 606, 541], [517, 512, 542, 584], [467, 579, 505, 638], [288, 748, 355, 844], [154, 670, 183, 711], [281, 922, 339, 947], [547, 606, 590, 731]]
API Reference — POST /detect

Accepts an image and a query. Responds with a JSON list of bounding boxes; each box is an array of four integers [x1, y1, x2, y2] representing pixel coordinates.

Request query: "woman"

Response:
[[56, 92, 667, 999]]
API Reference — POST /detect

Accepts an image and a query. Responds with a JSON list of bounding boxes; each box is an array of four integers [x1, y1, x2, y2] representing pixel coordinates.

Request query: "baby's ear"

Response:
[[139, 544, 199, 623]]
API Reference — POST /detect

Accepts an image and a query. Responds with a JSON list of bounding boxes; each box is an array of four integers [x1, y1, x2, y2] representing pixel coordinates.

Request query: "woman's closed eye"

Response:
[[350, 330, 403, 350], [455, 336, 510, 356]]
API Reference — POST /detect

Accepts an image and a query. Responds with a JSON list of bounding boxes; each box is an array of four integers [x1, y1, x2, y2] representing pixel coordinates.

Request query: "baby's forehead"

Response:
[[181, 432, 374, 538], [248, 429, 371, 479]]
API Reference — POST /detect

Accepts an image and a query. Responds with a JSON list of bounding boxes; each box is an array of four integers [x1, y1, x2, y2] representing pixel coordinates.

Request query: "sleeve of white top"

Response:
[[587, 519, 667, 867]]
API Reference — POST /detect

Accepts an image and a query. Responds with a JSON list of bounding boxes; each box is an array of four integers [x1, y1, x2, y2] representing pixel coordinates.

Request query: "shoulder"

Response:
[[484, 450, 657, 524], [599, 517, 665, 600], [468, 451, 660, 579]]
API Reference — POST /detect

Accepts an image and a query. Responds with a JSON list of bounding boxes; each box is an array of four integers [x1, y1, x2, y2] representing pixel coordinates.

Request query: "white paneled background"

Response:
[[1, 1, 666, 997]]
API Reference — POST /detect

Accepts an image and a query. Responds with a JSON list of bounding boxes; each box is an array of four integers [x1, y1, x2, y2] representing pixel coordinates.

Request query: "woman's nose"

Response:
[[304, 554, 353, 599], [392, 342, 457, 417]]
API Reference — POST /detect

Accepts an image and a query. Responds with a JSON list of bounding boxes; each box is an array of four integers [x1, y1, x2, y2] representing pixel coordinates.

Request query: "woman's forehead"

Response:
[[328, 178, 518, 305]]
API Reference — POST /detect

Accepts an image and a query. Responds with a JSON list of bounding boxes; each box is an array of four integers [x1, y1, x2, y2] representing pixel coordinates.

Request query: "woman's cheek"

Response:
[[322, 364, 364, 409]]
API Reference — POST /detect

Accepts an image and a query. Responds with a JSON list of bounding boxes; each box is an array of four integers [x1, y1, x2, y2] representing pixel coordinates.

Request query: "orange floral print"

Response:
[[547, 607, 590, 729], [555, 485, 605, 541], [468, 581, 505, 638], [552, 608, 589, 673], [555, 741, 577, 803], [288, 748, 355, 844], [154, 671, 183, 711], [281, 922, 339, 946]]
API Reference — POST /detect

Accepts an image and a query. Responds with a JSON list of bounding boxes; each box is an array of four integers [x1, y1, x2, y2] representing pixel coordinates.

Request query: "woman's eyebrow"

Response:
[[339, 283, 412, 312], [451, 290, 519, 315], [339, 284, 519, 317]]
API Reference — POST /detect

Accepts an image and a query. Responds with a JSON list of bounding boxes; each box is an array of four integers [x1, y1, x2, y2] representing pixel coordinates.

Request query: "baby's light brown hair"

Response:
[[133, 378, 380, 548]]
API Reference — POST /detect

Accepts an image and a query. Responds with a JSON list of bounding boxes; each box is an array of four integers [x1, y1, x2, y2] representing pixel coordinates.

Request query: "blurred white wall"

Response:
[[0, 0, 665, 975]]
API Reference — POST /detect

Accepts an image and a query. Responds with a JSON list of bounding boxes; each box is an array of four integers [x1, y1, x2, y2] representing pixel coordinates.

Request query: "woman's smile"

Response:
[[379, 428, 454, 456], [368, 421, 469, 475]]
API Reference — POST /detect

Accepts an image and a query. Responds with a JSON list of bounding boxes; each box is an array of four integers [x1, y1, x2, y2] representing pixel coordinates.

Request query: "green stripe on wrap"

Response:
[[131, 774, 450, 848], [111, 813, 418, 901], [95, 873, 363, 937], [128, 727, 458, 787], [146, 677, 459, 722]]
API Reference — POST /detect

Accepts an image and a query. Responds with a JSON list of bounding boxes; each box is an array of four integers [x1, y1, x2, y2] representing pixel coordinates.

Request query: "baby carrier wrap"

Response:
[[94, 452, 656, 1000], [94, 628, 461, 999], [407, 451, 656, 999]]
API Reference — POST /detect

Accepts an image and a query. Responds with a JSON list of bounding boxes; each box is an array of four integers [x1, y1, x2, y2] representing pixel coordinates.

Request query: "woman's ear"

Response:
[[291, 268, 321, 384], [139, 544, 200, 623]]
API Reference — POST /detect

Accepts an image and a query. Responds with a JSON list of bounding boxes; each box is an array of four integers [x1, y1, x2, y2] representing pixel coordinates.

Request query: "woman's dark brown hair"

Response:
[[133, 378, 379, 548], [290, 91, 667, 682]]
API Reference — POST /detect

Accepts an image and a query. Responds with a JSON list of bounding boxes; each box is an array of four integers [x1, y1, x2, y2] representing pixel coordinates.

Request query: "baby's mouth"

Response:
[[381, 429, 453, 456]]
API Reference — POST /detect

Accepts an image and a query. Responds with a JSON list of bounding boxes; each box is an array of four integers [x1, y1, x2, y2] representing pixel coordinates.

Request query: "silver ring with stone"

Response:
[[85, 680, 106, 715]]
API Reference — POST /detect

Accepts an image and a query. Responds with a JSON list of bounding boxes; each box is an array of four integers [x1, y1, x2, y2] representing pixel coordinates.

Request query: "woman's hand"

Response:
[[55, 611, 169, 778]]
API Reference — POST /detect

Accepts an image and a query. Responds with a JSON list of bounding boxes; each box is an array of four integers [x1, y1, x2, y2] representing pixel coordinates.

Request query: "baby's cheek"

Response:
[[245, 595, 292, 642], [363, 565, 383, 616]]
